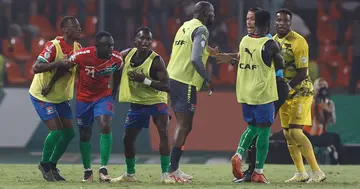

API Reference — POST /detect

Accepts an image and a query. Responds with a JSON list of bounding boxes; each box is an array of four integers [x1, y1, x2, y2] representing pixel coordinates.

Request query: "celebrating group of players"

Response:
[[28, 0, 326, 185]]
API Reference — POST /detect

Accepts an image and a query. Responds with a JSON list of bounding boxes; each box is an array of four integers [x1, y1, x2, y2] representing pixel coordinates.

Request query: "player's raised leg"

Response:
[[152, 104, 174, 184], [94, 96, 114, 182]]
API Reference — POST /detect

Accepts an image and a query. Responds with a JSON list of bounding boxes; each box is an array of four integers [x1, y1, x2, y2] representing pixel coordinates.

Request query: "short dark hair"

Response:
[[60, 16, 77, 28], [95, 31, 112, 43], [248, 7, 262, 13], [276, 8, 293, 20], [135, 26, 151, 37], [255, 9, 271, 28]]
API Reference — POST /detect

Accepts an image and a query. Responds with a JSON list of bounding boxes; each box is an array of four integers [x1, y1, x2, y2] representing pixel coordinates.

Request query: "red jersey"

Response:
[[69, 46, 123, 102], [37, 36, 82, 63]]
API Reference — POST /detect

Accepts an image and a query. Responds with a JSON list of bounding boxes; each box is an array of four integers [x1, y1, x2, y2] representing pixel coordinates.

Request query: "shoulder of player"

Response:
[[43, 41, 56, 51], [192, 26, 209, 39], [70, 47, 92, 59], [291, 31, 308, 47], [151, 55, 165, 69], [111, 50, 123, 61], [119, 48, 132, 59]]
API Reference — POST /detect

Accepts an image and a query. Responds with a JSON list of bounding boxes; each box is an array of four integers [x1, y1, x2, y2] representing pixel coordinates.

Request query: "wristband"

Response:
[[143, 78, 152, 85]]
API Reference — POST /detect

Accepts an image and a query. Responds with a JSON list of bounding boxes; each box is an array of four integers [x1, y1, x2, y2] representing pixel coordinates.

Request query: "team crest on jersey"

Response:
[[44, 52, 50, 59], [77, 118, 83, 126], [46, 106, 54, 115]]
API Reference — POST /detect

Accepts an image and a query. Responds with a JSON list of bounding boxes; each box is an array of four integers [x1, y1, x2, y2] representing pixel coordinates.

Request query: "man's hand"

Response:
[[216, 53, 233, 64], [208, 46, 219, 57], [206, 81, 214, 96], [128, 70, 146, 83], [57, 60, 74, 69]]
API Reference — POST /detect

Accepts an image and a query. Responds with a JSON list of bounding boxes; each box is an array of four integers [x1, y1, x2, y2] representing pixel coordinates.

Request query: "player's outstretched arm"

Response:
[[41, 60, 76, 96], [32, 59, 70, 74], [207, 46, 219, 57], [215, 53, 239, 65], [269, 40, 285, 70]]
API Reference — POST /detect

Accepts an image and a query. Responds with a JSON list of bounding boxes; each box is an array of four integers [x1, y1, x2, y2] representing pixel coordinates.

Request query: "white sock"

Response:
[[85, 168, 92, 171], [236, 153, 243, 160], [100, 166, 107, 169], [255, 168, 263, 174]]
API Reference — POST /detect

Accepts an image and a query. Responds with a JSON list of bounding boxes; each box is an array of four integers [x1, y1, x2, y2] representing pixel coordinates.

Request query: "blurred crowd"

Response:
[[0, 0, 359, 94]]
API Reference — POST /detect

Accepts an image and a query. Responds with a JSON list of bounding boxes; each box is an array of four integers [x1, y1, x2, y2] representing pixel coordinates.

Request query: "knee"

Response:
[[99, 120, 111, 134]]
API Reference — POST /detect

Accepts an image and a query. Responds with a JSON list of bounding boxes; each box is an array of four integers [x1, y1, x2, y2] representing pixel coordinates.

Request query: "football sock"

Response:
[[160, 155, 170, 173], [236, 125, 259, 156], [50, 127, 75, 163], [290, 128, 321, 171], [247, 137, 257, 172], [100, 133, 112, 166], [41, 130, 61, 163], [255, 127, 270, 169], [283, 129, 306, 173], [126, 157, 136, 174], [80, 141, 92, 169], [169, 146, 183, 172]]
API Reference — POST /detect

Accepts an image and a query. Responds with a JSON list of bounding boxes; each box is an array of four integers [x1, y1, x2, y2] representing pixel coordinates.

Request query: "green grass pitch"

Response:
[[0, 164, 359, 189]]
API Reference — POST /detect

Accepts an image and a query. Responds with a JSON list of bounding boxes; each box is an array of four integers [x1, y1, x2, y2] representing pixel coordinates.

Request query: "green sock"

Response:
[[236, 125, 259, 156], [100, 133, 112, 166], [255, 127, 271, 169], [80, 141, 92, 169], [125, 158, 136, 174], [160, 156, 170, 173], [49, 128, 75, 163], [41, 130, 61, 163]]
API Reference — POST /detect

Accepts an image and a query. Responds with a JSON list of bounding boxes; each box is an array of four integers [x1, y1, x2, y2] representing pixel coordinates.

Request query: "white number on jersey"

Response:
[[85, 66, 95, 78]]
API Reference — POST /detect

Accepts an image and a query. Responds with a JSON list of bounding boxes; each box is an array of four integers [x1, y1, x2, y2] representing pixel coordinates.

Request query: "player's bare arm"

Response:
[[112, 48, 131, 99], [215, 53, 239, 65], [41, 59, 77, 96], [32, 59, 70, 74], [269, 40, 285, 70], [128, 56, 170, 92]]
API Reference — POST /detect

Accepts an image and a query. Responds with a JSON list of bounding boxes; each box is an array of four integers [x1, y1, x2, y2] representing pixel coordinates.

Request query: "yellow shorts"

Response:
[[279, 96, 313, 129]]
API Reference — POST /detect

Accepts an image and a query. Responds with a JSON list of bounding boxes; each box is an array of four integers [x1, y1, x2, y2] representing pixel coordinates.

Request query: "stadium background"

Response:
[[0, 0, 359, 165]]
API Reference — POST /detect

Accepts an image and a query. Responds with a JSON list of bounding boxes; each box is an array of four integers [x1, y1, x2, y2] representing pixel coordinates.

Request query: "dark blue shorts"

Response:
[[30, 94, 72, 121], [124, 103, 169, 129], [76, 96, 114, 127], [169, 79, 197, 113], [242, 102, 275, 124]]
